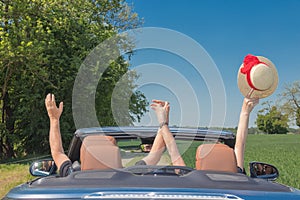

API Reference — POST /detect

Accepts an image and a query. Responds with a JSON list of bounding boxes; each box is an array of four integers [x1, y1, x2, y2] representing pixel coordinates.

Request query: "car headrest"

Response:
[[80, 135, 123, 170], [195, 143, 238, 173]]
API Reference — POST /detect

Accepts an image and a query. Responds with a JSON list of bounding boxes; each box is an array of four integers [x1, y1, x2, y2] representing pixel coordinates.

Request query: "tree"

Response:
[[296, 108, 300, 127], [0, 0, 146, 160], [256, 102, 289, 134], [279, 81, 300, 128]]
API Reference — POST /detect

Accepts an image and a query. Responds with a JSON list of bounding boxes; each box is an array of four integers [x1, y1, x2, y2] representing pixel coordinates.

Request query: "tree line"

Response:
[[256, 81, 300, 134], [0, 0, 147, 161]]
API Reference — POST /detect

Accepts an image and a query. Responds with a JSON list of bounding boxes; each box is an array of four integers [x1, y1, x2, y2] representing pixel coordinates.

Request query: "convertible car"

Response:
[[4, 127, 300, 200]]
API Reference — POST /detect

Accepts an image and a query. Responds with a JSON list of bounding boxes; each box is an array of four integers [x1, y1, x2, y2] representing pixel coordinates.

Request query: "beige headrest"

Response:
[[195, 143, 237, 173], [80, 135, 122, 170]]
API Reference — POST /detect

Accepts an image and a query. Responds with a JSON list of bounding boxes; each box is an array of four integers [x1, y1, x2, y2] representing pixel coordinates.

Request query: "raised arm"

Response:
[[234, 96, 259, 171], [45, 93, 70, 170], [151, 100, 186, 166], [140, 100, 167, 165], [140, 131, 166, 165]]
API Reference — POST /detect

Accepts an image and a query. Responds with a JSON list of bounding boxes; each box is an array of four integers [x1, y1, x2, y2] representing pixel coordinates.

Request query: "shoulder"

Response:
[[237, 167, 246, 175], [59, 160, 73, 177]]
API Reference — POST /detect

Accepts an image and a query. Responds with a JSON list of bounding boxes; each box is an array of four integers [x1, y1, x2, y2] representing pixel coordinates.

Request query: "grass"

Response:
[[0, 164, 33, 198], [244, 134, 300, 189], [1, 134, 300, 198]]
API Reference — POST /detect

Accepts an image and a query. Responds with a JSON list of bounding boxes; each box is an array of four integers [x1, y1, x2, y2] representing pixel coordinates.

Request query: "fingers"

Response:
[[245, 97, 259, 105], [59, 102, 64, 113], [164, 101, 170, 111], [152, 100, 170, 106], [45, 93, 54, 105], [251, 98, 259, 108], [152, 99, 167, 106], [246, 89, 254, 99], [152, 99, 164, 103], [151, 100, 170, 111], [45, 93, 54, 102], [245, 88, 260, 108], [165, 103, 170, 113], [243, 97, 259, 113], [45, 93, 52, 108], [45, 93, 64, 109], [45, 94, 64, 120], [51, 93, 55, 103], [150, 103, 159, 109]]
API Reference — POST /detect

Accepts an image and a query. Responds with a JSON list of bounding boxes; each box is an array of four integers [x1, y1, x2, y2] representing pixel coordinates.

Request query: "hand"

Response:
[[241, 97, 259, 115], [150, 100, 170, 125], [45, 93, 63, 121]]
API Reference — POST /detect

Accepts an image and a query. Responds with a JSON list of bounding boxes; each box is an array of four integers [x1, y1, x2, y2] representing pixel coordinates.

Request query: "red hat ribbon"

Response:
[[240, 54, 267, 91]]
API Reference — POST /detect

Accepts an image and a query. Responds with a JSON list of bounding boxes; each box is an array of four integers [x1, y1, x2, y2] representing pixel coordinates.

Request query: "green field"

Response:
[[244, 134, 300, 189], [1, 134, 300, 198], [0, 164, 33, 198]]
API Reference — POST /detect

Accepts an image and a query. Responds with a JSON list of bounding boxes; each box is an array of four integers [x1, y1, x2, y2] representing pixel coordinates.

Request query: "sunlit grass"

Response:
[[244, 134, 300, 189], [0, 164, 34, 198]]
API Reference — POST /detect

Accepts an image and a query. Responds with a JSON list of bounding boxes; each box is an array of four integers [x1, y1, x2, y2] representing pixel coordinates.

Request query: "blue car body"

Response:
[[5, 169, 300, 200]]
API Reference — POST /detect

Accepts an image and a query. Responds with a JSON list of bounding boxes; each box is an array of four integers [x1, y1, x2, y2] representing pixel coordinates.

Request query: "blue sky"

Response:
[[125, 0, 300, 128]]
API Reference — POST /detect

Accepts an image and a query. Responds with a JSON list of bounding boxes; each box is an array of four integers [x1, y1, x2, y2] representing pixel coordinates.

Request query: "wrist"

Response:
[[240, 112, 250, 117], [49, 117, 60, 123], [159, 121, 169, 129]]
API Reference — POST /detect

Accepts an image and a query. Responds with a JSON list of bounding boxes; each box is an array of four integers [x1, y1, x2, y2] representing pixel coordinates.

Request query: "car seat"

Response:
[[80, 135, 123, 170], [195, 143, 238, 173]]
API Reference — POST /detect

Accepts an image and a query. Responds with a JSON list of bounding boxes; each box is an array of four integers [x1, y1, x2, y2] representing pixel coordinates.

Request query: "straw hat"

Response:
[[237, 54, 278, 98]]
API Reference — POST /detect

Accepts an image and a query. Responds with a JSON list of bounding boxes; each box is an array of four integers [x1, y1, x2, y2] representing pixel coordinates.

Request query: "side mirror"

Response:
[[249, 161, 279, 181], [140, 144, 153, 153], [29, 159, 57, 177]]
